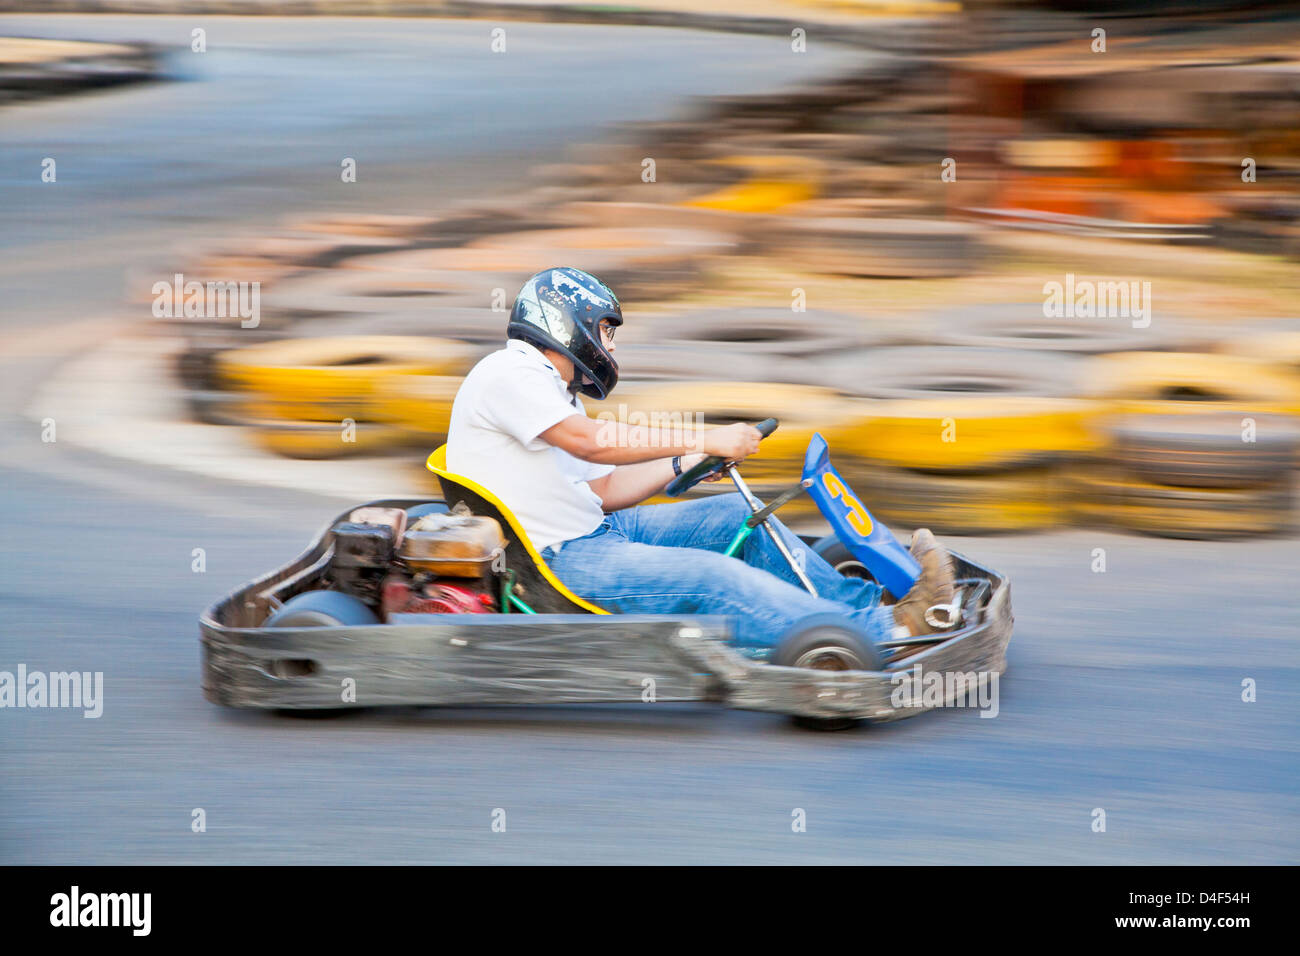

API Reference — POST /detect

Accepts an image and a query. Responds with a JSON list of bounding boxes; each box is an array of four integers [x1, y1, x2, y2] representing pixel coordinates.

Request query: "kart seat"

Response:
[[426, 446, 608, 615]]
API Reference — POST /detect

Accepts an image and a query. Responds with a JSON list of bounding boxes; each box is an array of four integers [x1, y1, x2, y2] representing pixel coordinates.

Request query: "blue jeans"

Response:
[[541, 493, 897, 653]]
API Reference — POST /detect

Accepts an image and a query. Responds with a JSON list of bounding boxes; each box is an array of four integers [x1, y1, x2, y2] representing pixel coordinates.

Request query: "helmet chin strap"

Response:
[[568, 368, 597, 395]]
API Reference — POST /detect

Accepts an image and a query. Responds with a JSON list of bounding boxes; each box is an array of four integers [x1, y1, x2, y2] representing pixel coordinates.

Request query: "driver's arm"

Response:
[[538, 414, 758, 466], [586, 455, 710, 512], [539, 415, 761, 511]]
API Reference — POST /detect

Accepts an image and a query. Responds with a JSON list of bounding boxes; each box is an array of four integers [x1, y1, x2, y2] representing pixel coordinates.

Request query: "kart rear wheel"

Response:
[[264, 589, 379, 628], [772, 619, 881, 732], [264, 591, 378, 717]]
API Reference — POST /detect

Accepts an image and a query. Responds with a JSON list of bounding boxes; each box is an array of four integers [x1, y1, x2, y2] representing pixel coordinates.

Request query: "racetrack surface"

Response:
[[1, 16, 1297, 865]]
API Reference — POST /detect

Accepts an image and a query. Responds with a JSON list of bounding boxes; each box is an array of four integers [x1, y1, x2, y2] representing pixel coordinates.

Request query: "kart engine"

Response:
[[328, 507, 504, 619]]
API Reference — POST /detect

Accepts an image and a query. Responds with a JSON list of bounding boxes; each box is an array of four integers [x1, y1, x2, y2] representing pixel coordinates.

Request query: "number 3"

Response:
[[822, 473, 873, 537]]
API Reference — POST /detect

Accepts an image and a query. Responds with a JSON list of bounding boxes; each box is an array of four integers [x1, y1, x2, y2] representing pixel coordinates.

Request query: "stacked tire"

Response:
[[1073, 414, 1300, 538], [215, 336, 476, 459], [815, 348, 1099, 534]]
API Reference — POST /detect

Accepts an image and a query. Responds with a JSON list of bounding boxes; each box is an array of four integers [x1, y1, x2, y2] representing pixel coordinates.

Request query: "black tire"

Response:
[[264, 590, 379, 628], [771, 615, 883, 731], [264, 591, 378, 717], [1108, 414, 1300, 488], [817, 346, 1085, 400], [811, 535, 877, 583], [930, 302, 1194, 354]]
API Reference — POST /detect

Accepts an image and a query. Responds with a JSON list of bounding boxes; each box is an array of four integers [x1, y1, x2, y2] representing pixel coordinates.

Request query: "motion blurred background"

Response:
[[1, 0, 1297, 864]]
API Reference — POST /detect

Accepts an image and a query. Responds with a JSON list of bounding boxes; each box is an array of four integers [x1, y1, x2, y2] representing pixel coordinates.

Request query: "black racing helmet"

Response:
[[507, 267, 622, 399]]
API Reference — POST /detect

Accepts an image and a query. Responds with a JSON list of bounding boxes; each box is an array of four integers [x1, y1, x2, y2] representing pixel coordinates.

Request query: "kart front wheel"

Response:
[[811, 535, 875, 582], [813, 535, 904, 603], [772, 618, 882, 732]]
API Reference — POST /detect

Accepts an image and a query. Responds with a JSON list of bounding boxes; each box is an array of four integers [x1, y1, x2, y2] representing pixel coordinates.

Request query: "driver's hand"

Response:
[[702, 422, 762, 462]]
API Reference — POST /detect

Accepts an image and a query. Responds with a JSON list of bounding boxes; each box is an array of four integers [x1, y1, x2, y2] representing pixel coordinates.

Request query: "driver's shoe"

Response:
[[890, 528, 956, 639]]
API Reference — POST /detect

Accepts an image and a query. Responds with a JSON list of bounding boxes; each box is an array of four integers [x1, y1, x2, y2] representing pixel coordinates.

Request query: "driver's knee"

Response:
[[715, 492, 752, 526]]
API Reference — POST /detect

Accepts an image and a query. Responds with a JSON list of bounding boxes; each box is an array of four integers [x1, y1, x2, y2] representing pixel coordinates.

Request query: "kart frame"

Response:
[[200, 497, 1013, 723]]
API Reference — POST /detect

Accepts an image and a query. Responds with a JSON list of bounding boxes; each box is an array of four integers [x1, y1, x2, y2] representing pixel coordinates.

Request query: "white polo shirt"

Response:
[[446, 339, 614, 552]]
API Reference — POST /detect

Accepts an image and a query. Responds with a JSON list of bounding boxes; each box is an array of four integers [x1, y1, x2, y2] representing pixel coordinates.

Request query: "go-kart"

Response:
[[200, 419, 1013, 729]]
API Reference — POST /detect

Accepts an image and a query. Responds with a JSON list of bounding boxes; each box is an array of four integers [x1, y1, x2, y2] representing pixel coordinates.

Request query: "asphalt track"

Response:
[[1, 16, 1297, 864]]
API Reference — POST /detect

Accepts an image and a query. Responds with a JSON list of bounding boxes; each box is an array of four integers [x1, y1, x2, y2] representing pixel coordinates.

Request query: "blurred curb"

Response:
[[0, 36, 162, 104], [25, 325, 430, 502]]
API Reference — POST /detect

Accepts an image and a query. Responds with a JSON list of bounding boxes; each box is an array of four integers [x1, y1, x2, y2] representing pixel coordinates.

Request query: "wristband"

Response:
[[671, 455, 683, 477]]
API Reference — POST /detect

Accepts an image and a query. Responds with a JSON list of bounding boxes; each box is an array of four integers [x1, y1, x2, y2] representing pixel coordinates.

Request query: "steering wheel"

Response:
[[665, 418, 779, 497]]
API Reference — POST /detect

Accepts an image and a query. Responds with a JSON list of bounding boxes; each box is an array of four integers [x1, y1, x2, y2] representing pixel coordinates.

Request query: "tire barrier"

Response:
[[216, 335, 478, 423], [182, 236, 405, 287], [607, 344, 779, 384], [1081, 351, 1300, 416], [555, 201, 757, 239], [930, 302, 1195, 354], [285, 213, 440, 239], [685, 179, 816, 214], [172, 325, 286, 425], [468, 225, 737, 269], [338, 227, 735, 300], [1069, 469, 1295, 540], [262, 269, 493, 319], [1217, 326, 1300, 375], [683, 154, 821, 213], [851, 465, 1065, 535], [337, 247, 554, 274], [1105, 413, 1300, 488], [777, 218, 979, 279], [182, 389, 249, 428], [833, 396, 1102, 472], [646, 307, 870, 359], [334, 246, 640, 300], [246, 420, 414, 461], [370, 375, 461, 440], [777, 196, 927, 220], [816, 347, 1089, 401], [0, 36, 159, 104], [298, 308, 507, 347]]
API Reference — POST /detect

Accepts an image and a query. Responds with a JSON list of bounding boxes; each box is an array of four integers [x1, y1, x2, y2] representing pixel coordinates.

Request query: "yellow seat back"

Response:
[[427, 446, 607, 614]]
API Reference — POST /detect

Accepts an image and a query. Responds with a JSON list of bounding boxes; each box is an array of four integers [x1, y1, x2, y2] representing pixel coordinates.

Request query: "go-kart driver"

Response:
[[446, 266, 957, 655]]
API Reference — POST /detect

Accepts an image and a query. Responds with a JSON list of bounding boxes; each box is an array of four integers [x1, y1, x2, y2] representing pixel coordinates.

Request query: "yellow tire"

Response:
[[1217, 329, 1300, 375], [1081, 351, 1300, 416], [371, 375, 461, 438], [1069, 469, 1294, 539], [851, 465, 1064, 534], [248, 420, 413, 460], [216, 335, 478, 420], [1103, 413, 1300, 487], [685, 179, 817, 213], [834, 397, 1102, 472]]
